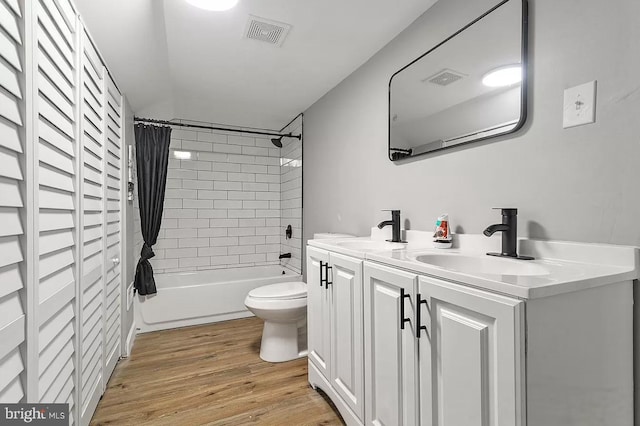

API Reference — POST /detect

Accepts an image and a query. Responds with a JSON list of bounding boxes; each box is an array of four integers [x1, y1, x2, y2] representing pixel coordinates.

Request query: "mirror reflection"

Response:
[[389, 0, 527, 161]]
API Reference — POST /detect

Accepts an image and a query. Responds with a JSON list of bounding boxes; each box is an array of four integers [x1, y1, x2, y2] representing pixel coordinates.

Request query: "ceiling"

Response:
[[74, 0, 437, 130]]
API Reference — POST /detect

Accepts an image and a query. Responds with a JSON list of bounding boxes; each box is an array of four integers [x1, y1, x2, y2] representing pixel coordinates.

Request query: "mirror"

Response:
[[389, 0, 528, 161]]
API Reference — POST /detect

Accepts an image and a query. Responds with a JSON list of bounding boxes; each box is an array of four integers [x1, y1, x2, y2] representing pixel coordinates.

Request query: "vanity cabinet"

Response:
[[307, 246, 365, 424], [363, 263, 524, 426], [417, 275, 525, 426], [307, 239, 635, 426]]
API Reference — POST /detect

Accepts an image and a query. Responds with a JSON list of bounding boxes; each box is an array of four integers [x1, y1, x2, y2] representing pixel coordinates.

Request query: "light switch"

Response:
[[563, 80, 597, 128]]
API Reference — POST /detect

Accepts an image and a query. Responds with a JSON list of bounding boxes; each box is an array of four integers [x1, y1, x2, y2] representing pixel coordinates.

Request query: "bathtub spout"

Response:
[[279, 253, 292, 259]]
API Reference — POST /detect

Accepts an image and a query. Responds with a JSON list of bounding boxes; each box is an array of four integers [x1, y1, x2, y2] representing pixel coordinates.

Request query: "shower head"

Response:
[[270, 133, 301, 148], [271, 136, 283, 148]]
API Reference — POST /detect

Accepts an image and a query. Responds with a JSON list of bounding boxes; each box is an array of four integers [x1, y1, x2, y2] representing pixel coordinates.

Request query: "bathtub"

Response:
[[135, 265, 302, 333]]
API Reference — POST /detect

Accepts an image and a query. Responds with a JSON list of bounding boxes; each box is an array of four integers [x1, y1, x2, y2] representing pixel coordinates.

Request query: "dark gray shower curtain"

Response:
[[134, 124, 172, 295]]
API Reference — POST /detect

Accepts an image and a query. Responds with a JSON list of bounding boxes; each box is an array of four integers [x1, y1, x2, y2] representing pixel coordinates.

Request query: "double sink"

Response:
[[310, 232, 640, 299], [334, 239, 548, 276]]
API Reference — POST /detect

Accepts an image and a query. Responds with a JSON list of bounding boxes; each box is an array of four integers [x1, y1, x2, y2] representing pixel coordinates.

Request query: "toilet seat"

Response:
[[248, 281, 306, 300]]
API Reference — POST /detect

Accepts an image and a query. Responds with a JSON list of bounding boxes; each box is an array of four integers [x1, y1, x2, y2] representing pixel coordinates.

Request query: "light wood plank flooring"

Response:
[[91, 317, 344, 425]]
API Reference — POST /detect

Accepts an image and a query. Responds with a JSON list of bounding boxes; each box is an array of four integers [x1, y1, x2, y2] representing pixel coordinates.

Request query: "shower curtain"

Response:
[[134, 124, 172, 295]]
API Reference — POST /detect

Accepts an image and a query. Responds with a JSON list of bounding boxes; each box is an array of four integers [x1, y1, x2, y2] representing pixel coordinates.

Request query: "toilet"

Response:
[[245, 233, 354, 363], [245, 281, 308, 362]]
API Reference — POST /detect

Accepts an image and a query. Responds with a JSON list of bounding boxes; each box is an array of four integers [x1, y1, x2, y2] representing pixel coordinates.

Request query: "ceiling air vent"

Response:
[[244, 15, 292, 47], [423, 69, 466, 86]]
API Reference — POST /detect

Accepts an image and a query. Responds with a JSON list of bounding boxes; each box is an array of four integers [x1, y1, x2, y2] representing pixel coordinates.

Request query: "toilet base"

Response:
[[259, 321, 307, 363]]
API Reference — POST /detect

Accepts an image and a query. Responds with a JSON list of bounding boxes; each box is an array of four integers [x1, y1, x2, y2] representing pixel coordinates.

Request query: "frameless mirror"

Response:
[[389, 0, 528, 161]]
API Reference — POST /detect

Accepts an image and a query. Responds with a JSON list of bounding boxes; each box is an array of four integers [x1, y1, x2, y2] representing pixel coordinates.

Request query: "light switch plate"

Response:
[[563, 80, 597, 128]]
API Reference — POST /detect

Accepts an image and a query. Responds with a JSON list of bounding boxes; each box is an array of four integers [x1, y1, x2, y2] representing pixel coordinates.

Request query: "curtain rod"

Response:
[[134, 117, 301, 139]]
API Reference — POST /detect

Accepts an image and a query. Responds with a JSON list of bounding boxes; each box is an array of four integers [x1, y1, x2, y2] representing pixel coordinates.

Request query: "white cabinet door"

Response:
[[34, 0, 79, 420], [0, 0, 27, 404], [103, 75, 122, 384], [418, 276, 525, 426], [306, 246, 331, 377], [364, 262, 418, 426], [329, 252, 364, 420], [80, 30, 106, 426]]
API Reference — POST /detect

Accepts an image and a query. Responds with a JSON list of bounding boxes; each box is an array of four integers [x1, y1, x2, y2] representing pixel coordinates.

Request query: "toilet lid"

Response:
[[249, 281, 307, 300]]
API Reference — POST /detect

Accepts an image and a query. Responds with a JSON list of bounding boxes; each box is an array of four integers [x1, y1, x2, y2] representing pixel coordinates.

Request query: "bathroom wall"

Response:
[[303, 0, 640, 248], [122, 98, 136, 354], [279, 116, 303, 274], [148, 124, 282, 274], [303, 0, 640, 415]]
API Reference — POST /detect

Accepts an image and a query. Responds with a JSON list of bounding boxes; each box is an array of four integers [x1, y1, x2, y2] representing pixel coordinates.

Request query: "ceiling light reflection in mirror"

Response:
[[482, 64, 522, 87]]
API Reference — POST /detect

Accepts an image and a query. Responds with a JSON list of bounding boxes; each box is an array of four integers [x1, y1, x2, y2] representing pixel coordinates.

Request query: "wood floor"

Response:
[[91, 317, 345, 425]]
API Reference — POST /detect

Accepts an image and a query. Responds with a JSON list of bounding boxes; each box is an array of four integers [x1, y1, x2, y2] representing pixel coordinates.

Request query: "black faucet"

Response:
[[483, 208, 533, 260], [377, 210, 405, 243]]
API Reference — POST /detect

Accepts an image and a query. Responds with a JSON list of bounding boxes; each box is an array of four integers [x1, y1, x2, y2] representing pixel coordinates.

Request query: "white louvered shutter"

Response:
[[35, 0, 78, 422], [0, 0, 26, 404], [103, 74, 122, 381], [79, 31, 105, 425]]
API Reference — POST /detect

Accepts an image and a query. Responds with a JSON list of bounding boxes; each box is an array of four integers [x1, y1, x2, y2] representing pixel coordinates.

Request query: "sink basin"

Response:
[[336, 240, 407, 251], [412, 254, 550, 276]]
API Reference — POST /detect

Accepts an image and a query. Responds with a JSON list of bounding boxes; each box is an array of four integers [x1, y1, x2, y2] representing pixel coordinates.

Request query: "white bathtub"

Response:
[[135, 265, 302, 333]]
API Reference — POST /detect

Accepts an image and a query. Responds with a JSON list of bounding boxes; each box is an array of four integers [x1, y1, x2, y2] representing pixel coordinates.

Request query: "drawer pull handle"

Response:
[[416, 294, 429, 338], [400, 288, 411, 330], [319, 261, 326, 287]]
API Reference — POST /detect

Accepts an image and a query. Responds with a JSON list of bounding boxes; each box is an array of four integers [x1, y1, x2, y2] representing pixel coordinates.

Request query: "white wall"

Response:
[[303, 0, 640, 248], [121, 98, 135, 354]]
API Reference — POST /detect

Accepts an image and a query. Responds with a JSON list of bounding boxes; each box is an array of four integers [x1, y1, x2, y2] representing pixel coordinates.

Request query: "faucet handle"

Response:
[[492, 207, 517, 215]]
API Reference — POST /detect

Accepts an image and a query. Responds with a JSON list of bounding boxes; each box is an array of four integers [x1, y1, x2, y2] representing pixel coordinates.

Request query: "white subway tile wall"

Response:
[[280, 116, 303, 274], [134, 122, 301, 275]]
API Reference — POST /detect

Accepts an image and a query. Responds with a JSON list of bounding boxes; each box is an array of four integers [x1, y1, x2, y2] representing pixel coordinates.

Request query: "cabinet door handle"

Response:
[[325, 265, 333, 289], [399, 288, 412, 330], [416, 293, 429, 338], [319, 261, 326, 287]]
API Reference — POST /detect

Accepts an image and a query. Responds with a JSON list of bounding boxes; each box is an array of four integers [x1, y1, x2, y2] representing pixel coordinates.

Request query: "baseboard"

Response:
[[308, 361, 363, 426]]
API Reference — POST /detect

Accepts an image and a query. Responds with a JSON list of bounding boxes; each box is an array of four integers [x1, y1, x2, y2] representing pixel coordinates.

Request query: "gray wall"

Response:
[[121, 97, 135, 352], [304, 0, 640, 248]]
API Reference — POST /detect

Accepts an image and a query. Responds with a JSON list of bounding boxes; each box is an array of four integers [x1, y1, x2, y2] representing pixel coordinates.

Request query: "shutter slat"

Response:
[[0, 1, 21, 44], [0, 349, 24, 397], [38, 247, 73, 279], [0, 206, 23, 238], [38, 140, 74, 175], [39, 229, 73, 256], [0, 59, 22, 98], [0, 117, 21, 152], [38, 265, 73, 305], [0, 86, 22, 125]]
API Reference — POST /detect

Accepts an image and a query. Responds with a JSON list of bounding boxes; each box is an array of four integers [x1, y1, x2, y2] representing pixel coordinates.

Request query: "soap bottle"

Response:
[[433, 213, 453, 248]]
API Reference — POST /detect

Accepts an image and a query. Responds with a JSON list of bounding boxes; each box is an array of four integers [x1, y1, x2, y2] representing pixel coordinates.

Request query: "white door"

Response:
[[329, 252, 364, 420], [34, 0, 79, 419], [80, 30, 106, 426], [418, 276, 525, 426], [306, 246, 331, 377], [0, 0, 27, 404], [103, 75, 122, 383], [363, 262, 418, 426]]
